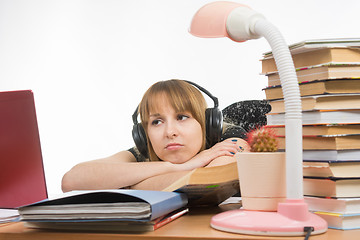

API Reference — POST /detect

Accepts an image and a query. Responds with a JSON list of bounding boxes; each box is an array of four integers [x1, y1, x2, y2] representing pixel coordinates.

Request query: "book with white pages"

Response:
[[305, 196, 360, 215], [303, 150, 360, 161], [314, 211, 360, 230], [303, 160, 360, 178], [267, 110, 360, 126], [0, 209, 19, 223], [263, 38, 360, 57]]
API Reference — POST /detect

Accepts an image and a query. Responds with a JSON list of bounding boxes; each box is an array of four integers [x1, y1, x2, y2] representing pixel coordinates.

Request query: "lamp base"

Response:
[[211, 199, 328, 236]]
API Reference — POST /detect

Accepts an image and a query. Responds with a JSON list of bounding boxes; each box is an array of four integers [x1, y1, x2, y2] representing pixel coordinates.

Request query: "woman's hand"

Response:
[[175, 138, 249, 171], [206, 138, 250, 167]]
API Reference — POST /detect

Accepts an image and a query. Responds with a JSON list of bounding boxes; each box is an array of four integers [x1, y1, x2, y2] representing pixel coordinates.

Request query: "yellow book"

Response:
[[264, 79, 360, 100], [278, 134, 360, 150], [270, 124, 360, 136], [269, 94, 360, 113], [304, 177, 360, 198], [262, 47, 360, 74], [266, 64, 360, 86], [267, 109, 360, 126], [303, 160, 360, 178]]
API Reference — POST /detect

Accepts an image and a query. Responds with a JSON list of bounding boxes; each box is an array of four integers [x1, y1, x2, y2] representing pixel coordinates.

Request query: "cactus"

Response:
[[246, 126, 278, 152]]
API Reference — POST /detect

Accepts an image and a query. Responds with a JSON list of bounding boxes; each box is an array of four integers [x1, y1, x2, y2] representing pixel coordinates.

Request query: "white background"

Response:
[[1, 0, 359, 196]]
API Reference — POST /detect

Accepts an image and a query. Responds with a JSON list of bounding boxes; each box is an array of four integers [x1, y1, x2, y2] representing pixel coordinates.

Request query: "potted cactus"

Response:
[[236, 126, 286, 211], [247, 126, 279, 152]]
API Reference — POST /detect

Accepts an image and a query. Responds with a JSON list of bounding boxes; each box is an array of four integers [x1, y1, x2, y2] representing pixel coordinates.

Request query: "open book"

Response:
[[133, 162, 240, 206]]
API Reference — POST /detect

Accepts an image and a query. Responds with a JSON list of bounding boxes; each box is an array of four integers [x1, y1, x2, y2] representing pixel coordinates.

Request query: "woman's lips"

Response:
[[165, 143, 183, 150]]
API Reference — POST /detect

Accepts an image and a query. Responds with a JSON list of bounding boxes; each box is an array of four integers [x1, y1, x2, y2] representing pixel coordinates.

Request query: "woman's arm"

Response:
[[61, 151, 181, 192], [61, 138, 247, 192], [61, 147, 229, 192], [131, 170, 190, 191], [132, 138, 250, 190]]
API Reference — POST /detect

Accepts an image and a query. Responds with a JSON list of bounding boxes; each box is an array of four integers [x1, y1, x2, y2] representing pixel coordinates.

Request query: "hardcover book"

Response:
[[271, 124, 360, 136], [265, 64, 360, 86], [305, 196, 360, 215], [303, 177, 360, 198], [263, 38, 360, 57], [269, 94, 360, 113], [261, 38, 360, 74], [264, 79, 360, 100], [314, 211, 360, 230], [303, 160, 360, 178], [278, 134, 360, 150], [267, 109, 360, 125], [303, 149, 360, 161]]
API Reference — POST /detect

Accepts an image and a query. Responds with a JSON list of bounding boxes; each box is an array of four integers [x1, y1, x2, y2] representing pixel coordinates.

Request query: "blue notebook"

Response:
[[19, 189, 188, 222]]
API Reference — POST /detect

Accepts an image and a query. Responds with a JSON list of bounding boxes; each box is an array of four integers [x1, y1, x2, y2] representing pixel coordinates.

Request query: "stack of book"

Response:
[[0, 209, 19, 223], [261, 38, 360, 230], [18, 189, 189, 232]]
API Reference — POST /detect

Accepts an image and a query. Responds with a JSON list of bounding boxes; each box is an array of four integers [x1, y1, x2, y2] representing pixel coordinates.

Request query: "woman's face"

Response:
[[146, 96, 203, 164]]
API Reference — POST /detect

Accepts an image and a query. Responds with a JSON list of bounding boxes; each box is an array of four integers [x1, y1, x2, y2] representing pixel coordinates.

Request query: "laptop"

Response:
[[0, 90, 48, 208]]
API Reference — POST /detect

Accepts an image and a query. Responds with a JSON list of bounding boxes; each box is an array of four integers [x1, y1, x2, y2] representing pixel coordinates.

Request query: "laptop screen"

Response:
[[0, 90, 48, 208]]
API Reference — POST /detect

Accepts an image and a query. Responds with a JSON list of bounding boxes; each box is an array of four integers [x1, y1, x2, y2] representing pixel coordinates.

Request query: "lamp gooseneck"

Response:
[[252, 19, 303, 199], [214, 4, 304, 200]]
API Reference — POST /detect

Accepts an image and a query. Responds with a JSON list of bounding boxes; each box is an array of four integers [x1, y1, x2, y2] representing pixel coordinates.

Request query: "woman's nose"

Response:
[[165, 121, 179, 138]]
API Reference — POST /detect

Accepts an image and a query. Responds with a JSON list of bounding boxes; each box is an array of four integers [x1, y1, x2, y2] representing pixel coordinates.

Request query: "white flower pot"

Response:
[[236, 152, 286, 211]]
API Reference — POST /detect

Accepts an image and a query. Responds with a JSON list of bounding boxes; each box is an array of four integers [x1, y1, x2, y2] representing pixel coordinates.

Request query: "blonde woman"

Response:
[[61, 80, 257, 192]]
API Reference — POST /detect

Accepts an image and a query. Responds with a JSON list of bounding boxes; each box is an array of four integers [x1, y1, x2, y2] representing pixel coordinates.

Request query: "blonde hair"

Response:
[[138, 79, 207, 161]]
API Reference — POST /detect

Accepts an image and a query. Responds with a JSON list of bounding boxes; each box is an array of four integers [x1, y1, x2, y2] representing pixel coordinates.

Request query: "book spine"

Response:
[[153, 208, 189, 230]]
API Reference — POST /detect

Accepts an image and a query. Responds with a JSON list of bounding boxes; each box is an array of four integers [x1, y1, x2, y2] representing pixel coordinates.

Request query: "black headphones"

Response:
[[132, 80, 223, 158]]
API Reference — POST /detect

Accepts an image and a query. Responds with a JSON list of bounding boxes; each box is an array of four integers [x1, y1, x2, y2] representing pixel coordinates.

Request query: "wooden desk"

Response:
[[0, 204, 359, 240]]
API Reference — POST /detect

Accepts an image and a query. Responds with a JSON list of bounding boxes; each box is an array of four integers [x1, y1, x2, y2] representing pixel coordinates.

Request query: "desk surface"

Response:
[[0, 204, 359, 240]]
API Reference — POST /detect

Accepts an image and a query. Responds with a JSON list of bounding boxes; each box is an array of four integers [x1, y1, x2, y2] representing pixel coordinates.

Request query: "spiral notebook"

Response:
[[0, 90, 48, 208]]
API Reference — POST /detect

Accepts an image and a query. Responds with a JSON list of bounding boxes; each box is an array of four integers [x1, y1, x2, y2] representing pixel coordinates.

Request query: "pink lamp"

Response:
[[190, 1, 328, 236]]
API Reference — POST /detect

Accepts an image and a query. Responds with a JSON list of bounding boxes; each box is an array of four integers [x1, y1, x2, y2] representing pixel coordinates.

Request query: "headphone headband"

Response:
[[132, 106, 140, 124], [184, 80, 219, 108], [132, 80, 219, 124]]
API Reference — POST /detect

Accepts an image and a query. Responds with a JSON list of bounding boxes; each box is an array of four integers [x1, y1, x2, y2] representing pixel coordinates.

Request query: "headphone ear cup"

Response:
[[205, 108, 223, 148], [132, 123, 149, 158]]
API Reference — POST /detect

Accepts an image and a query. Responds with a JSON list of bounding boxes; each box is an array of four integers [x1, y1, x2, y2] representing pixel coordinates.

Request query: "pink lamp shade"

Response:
[[189, 1, 249, 40]]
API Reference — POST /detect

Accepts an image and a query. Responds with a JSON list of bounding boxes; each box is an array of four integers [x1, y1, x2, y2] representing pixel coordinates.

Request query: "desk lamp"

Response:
[[189, 1, 328, 236]]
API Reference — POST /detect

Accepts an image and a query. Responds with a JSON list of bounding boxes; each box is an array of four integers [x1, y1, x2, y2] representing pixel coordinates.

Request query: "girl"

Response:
[[61, 80, 250, 192]]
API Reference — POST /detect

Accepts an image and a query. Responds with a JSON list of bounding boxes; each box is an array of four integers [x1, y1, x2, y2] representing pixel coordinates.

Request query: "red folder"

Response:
[[0, 90, 47, 208]]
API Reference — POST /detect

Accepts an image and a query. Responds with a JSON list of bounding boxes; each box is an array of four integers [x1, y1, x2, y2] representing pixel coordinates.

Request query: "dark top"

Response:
[[128, 100, 271, 162]]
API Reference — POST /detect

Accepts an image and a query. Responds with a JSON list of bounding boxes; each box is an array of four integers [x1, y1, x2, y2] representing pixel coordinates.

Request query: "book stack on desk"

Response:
[[263, 38, 360, 155], [263, 38, 360, 124], [302, 162, 360, 231], [303, 196, 360, 230], [261, 38, 360, 230], [18, 189, 188, 232]]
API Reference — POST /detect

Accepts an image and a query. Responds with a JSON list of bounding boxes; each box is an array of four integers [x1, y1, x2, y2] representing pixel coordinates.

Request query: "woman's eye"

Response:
[[177, 114, 189, 121], [151, 119, 162, 126]]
